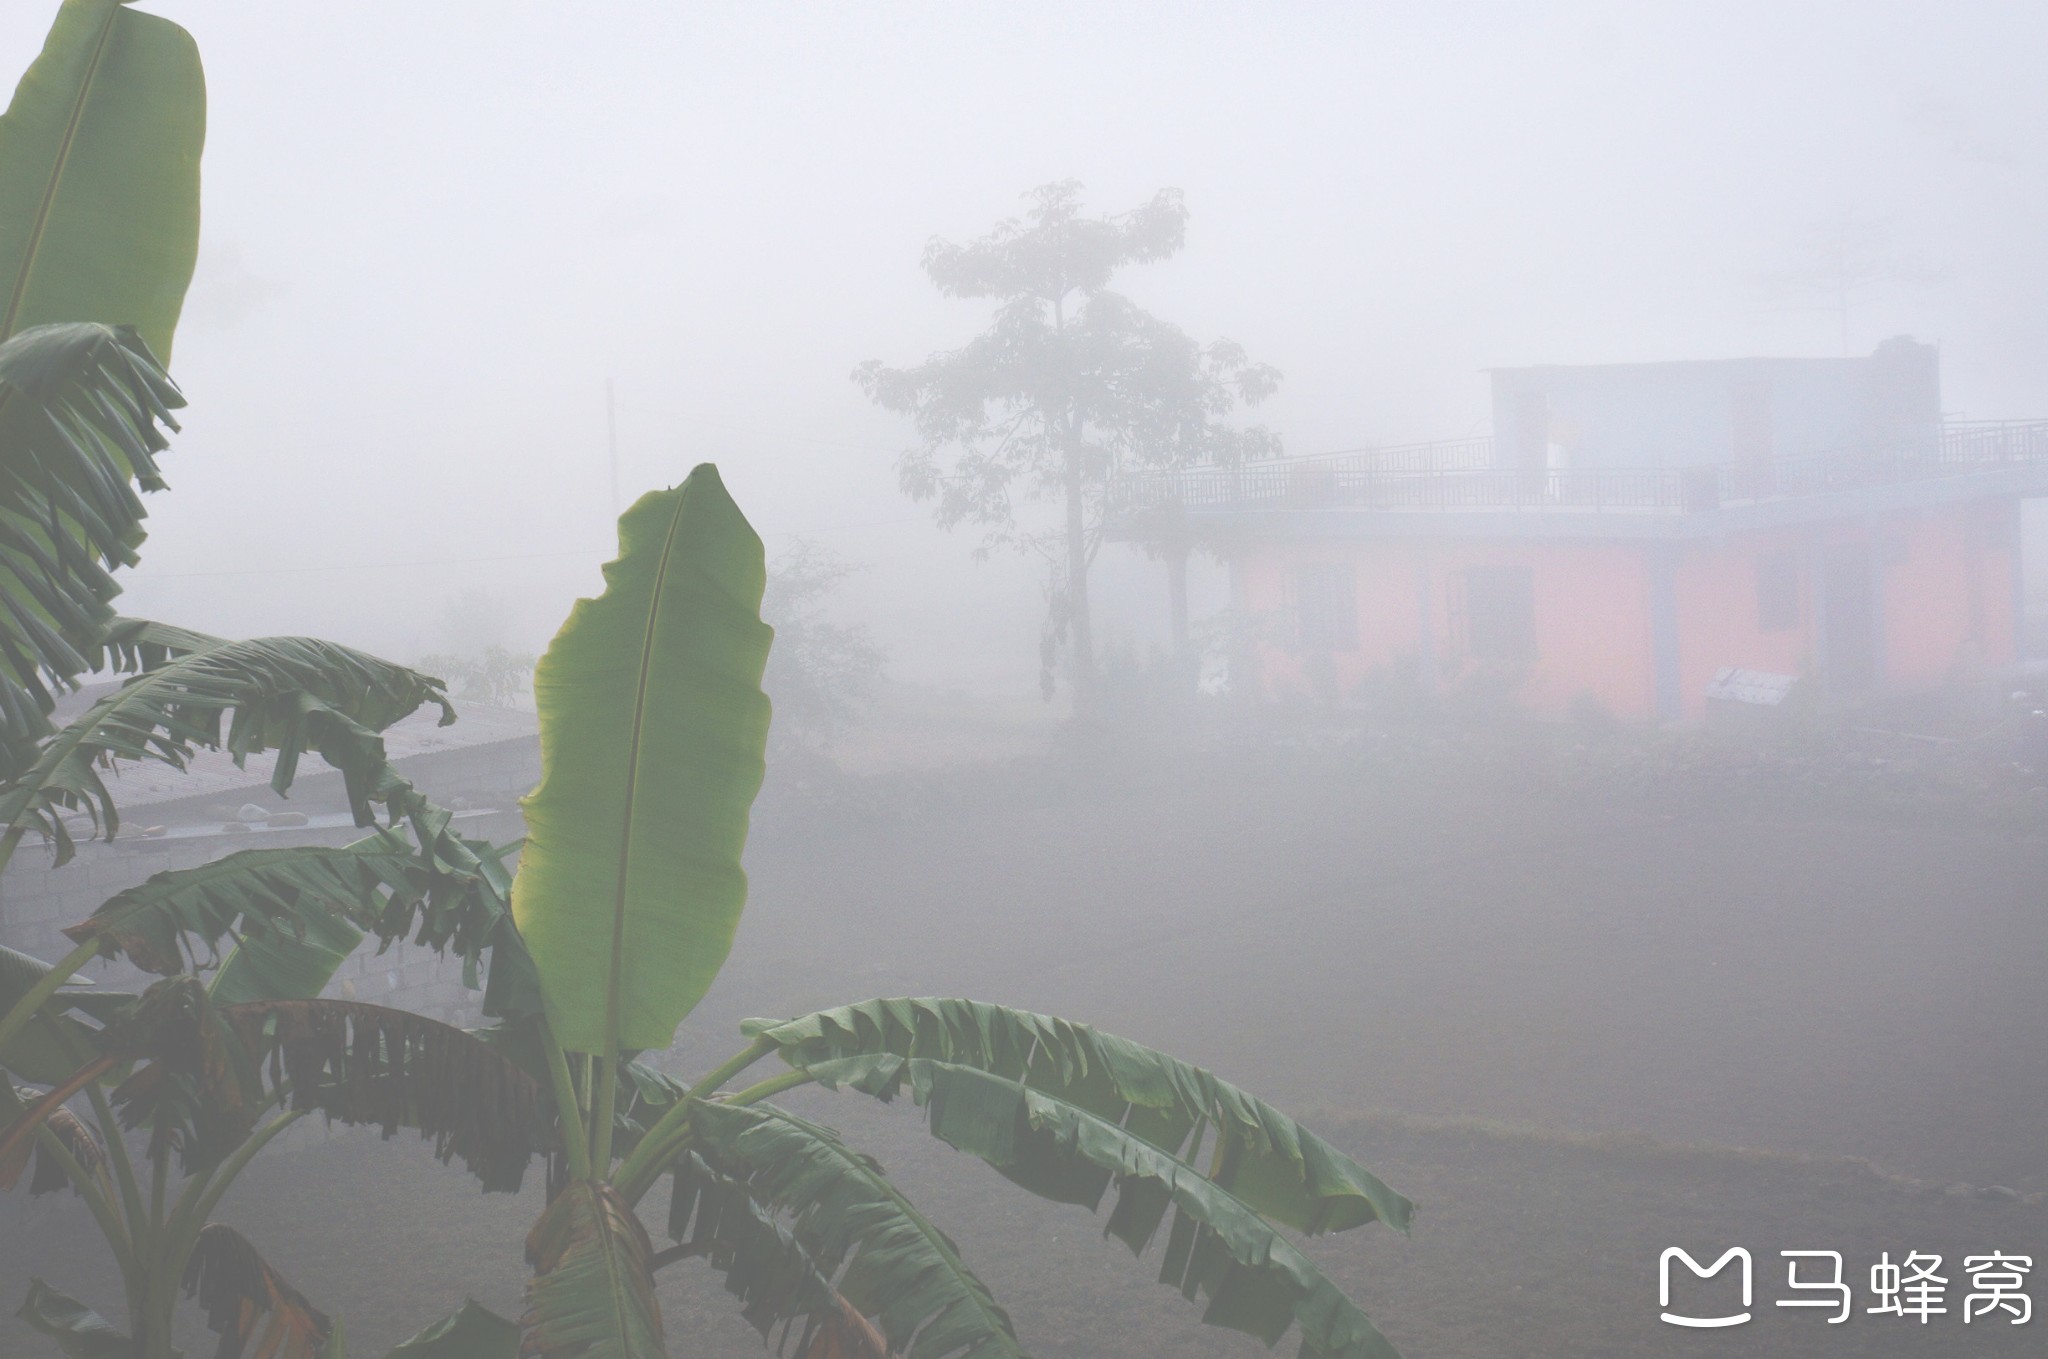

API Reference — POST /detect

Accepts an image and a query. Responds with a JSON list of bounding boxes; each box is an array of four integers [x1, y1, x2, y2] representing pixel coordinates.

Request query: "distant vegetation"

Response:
[[760, 541, 885, 754]]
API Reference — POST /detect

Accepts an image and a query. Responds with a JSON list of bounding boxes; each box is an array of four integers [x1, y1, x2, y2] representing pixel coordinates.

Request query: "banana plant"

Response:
[[426, 467, 1412, 1359], [4, 467, 1413, 1359], [0, 0, 206, 778], [0, 808, 543, 1359]]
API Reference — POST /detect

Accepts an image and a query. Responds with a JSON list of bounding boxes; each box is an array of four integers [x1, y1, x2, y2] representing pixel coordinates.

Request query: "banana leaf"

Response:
[[222, 998, 557, 1193], [665, 1146, 890, 1359], [799, 1052, 1400, 1359], [386, 1299, 519, 1359], [0, 632, 453, 867], [15, 1278, 130, 1359], [0, 942, 127, 1083], [745, 998, 1412, 1234], [208, 899, 364, 1006], [0, 324, 184, 777], [687, 1101, 1021, 1359], [521, 1178, 665, 1359], [182, 1222, 337, 1359], [0, 0, 204, 362], [65, 835, 455, 977], [0, 1052, 115, 1187], [10, 1087, 105, 1197], [512, 466, 772, 1055]]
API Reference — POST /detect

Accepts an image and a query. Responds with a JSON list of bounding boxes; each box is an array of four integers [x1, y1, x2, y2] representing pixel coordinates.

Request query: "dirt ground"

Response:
[[4, 735, 2045, 1357]]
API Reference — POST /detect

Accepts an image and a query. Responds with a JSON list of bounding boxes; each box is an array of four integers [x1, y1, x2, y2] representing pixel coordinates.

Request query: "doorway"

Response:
[[1822, 542, 1877, 691]]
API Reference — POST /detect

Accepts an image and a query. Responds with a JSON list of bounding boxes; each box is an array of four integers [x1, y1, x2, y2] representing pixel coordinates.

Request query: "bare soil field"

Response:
[[5, 733, 2045, 1357]]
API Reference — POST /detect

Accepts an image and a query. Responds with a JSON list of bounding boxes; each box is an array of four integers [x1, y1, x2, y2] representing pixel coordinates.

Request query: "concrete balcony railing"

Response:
[[1109, 419, 2048, 518]]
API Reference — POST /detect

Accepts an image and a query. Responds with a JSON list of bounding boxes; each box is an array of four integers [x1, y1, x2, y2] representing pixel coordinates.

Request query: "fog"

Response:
[[8, 6, 2048, 1358], [6, 1, 2046, 689]]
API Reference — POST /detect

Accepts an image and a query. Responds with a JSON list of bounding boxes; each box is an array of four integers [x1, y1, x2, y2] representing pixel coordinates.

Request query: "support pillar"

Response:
[[2013, 499, 2028, 662], [1415, 549, 1438, 692], [1167, 549, 1189, 654], [1650, 543, 1682, 721], [1866, 516, 1889, 692]]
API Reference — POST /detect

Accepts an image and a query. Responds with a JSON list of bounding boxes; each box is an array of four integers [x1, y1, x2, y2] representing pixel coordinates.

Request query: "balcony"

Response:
[[1108, 420, 2048, 539]]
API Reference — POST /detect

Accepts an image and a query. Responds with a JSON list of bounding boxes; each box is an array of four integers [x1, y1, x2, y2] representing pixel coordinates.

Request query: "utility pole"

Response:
[[605, 378, 621, 517]]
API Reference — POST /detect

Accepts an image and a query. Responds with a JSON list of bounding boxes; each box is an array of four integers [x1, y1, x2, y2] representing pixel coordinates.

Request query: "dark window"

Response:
[[1464, 565, 1535, 661], [1757, 551, 1799, 631], [1295, 563, 1358, 652]]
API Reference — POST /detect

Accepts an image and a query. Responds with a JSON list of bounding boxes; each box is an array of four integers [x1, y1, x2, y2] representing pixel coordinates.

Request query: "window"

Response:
[[1295, 563, 1358, 652], [1757, 551, 1798, 631], [1463, 565, 1535, 661]]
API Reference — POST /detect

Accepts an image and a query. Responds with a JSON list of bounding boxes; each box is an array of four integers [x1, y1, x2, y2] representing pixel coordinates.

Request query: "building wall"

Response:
[[1235, 498, 2018, 722], [1669, 528, 1819, 716], [1489, 338, 1941, 472], [1879, 502, 2018, 687], [1241, 537, 1659, 719], [1666, 503, 2016, 717]]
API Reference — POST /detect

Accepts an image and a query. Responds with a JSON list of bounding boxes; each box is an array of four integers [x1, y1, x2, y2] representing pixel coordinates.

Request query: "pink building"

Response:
[[1112, 340, 2048, 720]]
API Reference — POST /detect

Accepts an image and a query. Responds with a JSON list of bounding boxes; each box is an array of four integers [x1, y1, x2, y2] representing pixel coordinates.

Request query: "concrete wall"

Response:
[[1234, 498, 2016, 721], [1489, 337, 1941, 472], [1240, 536, 1660, 718]]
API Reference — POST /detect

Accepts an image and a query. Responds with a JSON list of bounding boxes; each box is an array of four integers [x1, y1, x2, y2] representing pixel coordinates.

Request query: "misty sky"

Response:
[[5, 1, 2045, 691]]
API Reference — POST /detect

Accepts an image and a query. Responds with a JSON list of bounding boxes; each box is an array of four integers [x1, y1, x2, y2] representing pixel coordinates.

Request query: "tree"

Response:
[[413, 645, 538, 709], [1756, 213, 1941, 356], [6, 468, 1417, 1359], [760, 540, 884, 755], [856, 181, 1280, 702]]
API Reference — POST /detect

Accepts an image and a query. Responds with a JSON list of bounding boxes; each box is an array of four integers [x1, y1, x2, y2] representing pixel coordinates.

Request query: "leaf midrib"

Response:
[[0, 6, 121, 345], [600, 493, 688, 1060]]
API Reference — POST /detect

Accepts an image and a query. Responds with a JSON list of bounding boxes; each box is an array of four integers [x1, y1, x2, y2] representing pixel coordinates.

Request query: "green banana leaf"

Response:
[[745, 997, 1413, 1234], [801, 1052, 1400, 1359], [0, 632, 454, 868], [67, 836, 458, 978], [664, 1148, 887, 1358], [0, 0, 205, 362], [685, 1101, 1022, 1359], [520, 1178, 665, 1359], [0, 942, 127, 1084], [0, 324, 185, 777], [208, 898, 364, 1006], [512, 466, 773, 1055], [15, 1278, 130, 1359], [386, 1299, 519, 1359]]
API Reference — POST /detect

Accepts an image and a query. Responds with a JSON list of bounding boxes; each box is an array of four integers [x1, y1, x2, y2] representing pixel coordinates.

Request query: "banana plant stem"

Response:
[[590, 1046, 619, 1174], [722, 1068, 816, 1108], [615, 1036, 779, 1204], [540, 1020, 591, 1180], [31, 1122, 130, 1272], [685, 1035, 775, 1101], [179, 1106, 311, 1243], [49, 1013, 145, 1242]]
